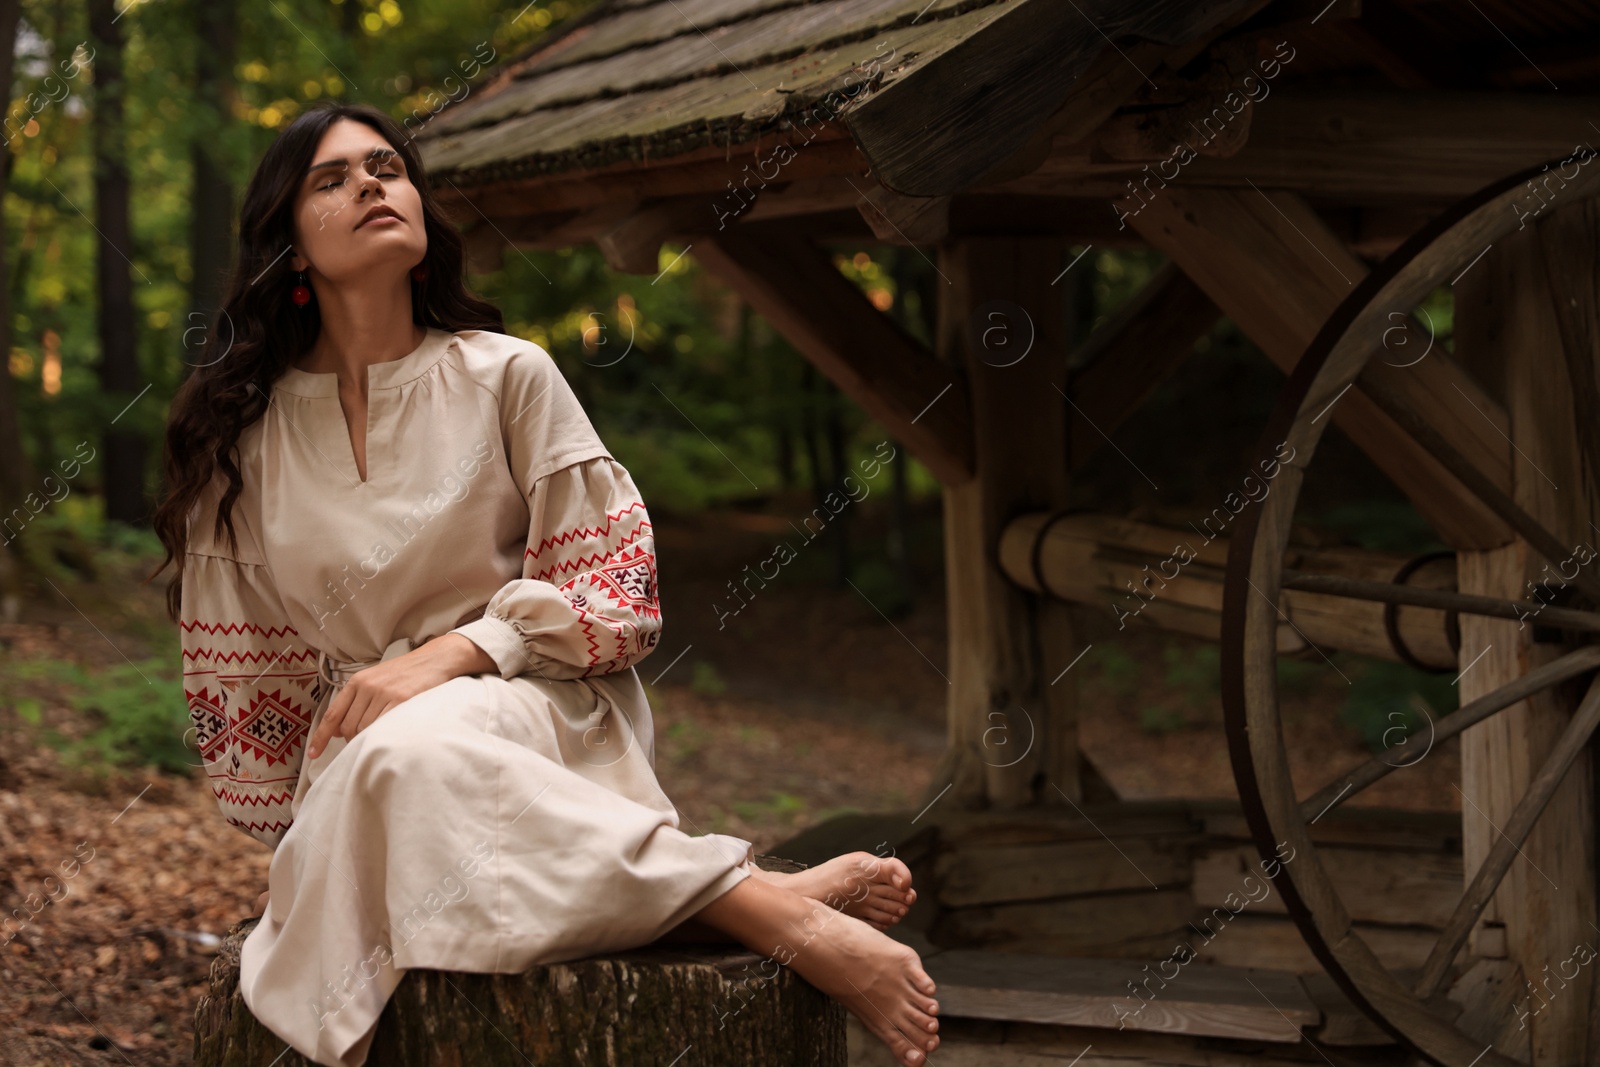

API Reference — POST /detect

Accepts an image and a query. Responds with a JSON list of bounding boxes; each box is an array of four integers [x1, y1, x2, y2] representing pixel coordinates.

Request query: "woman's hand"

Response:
[[306, 634, 496, 758]]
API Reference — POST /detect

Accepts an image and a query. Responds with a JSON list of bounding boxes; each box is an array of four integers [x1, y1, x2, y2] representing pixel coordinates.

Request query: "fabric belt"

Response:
[[314, 635, 416, 691]]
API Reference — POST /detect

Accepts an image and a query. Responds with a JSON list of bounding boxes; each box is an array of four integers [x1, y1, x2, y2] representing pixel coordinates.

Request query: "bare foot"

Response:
[[778, 895, 939, 1066], [754, 852, 916, 930], [255, 888, 270, 914], [693, 874, 940, 1066]]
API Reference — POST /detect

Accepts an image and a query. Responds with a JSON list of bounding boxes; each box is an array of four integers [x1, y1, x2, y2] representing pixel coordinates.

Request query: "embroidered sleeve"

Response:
[[448, 455, 661, 680], [181, 544, 318, 850]]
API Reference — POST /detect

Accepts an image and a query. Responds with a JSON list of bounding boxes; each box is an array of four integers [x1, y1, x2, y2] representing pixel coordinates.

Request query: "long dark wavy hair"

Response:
[[149, 101, 505, 620]]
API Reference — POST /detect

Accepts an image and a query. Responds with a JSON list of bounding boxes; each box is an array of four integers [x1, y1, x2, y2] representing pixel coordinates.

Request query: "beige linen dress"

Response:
[[180, 326, 753, 1067]]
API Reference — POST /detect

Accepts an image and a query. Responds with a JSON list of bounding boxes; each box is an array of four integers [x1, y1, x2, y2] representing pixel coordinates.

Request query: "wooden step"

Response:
[[921, 948, 1321, 1043]]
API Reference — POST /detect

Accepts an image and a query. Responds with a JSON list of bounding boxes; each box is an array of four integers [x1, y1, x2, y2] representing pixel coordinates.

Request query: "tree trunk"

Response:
[[0, 0, 26, 621], [188, 0, 238, 372], [88, 0, 146, 525], [194, 920, 847, 1067]]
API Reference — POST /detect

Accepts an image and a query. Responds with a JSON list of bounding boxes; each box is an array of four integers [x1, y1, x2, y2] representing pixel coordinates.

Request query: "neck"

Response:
[[297, 274, 424, 389]]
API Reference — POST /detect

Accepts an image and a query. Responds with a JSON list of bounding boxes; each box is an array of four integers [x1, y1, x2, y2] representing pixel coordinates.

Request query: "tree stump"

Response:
[[193, 859, 846, 1067]]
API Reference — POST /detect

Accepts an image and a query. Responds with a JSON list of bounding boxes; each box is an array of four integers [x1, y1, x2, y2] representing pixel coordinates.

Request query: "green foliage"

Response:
[[847, 556, 911, 618], [1139, 705, 1189, 735], [1163, 642, 1219, 710], [10, 654, 192, 775], [689, 660, 727, 697], [1275, 655, 1320, 696], [1339, 657, 1458, 754], [1092, 642, 1142, 694], [731, 790, 807, 824]]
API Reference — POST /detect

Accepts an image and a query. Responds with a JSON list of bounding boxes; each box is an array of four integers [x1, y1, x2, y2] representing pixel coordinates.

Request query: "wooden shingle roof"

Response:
[[416, 0, 1264, 196]]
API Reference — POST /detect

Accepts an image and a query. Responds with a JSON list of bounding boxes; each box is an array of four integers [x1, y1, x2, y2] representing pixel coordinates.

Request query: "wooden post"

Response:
[[933, 237, 1077, 809], [1455, 212, 1598, 1064]]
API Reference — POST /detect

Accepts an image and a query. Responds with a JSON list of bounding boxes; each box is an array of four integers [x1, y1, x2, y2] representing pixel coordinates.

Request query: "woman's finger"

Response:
[[308, 689, 351, 758]]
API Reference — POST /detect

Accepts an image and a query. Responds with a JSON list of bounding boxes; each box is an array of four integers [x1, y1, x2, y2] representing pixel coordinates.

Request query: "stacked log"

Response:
[[999, 511, 1459, 668]]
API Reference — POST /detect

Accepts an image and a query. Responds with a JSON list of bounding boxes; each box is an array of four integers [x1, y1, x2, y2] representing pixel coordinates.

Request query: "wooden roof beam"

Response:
[[999, 92, 1600, 206], [1067, 262, 1220, 468], [842, 0, 1272, 197], [1128, 186, 1514, 550], [690, 227, 975, 487]]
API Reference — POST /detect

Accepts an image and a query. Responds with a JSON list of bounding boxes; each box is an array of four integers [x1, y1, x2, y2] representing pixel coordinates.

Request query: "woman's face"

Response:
[[288, 118, 426, 288]]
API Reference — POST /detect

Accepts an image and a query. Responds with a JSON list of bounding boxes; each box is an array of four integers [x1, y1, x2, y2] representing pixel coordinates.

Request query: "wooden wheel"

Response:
[[1221, 156, 1600, 1067]]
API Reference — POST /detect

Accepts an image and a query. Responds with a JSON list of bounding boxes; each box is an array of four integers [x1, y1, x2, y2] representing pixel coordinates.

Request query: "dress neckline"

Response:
[[274, 325, 452, 398]]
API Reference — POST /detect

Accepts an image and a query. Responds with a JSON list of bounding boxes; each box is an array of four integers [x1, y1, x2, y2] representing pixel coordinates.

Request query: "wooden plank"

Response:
[[1446, 957, 1531, 1063], [922, 948, 1319, 1042], [1298, 971, 1395, 1046], [1066, 263, 1220, 467], [1455, 215, 1599, 1066], [1195, 802, 1462, 853], [1128, 186, 1514, 550], [1193, 844, 1460, 928], [689, 227, 974, 485], [935, 835, 1191, 907], [1185, 913, 1438, 975], [848, 1015, 1348, 1067]]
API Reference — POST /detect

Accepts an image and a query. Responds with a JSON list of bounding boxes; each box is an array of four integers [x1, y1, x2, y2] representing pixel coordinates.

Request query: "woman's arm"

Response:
[[447, 453, 662, 681], [181, 549, 318, 850]]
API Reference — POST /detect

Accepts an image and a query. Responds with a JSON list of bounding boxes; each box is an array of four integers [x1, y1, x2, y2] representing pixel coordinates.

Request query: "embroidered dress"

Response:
[[180, 327, 752, 1067]]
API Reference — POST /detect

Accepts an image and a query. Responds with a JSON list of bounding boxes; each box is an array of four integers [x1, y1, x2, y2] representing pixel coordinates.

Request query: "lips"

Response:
[[356, 205, 401, 229]]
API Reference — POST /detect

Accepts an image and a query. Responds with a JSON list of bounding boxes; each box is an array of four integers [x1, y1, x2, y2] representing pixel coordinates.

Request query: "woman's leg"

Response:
[[691, 875, 940, 1067], [750, 852, 917, 930]]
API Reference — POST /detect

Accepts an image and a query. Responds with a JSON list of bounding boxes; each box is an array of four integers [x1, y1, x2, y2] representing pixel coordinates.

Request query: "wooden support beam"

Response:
[[854, 184, 952, 247], [689, 228, 974, 487], [1455, 214, 1599, 1067], [1127, 186, 1514, 550], [1066, 262, 1220, 467], [935, 238, 1077, 810], [595, 196, 714, 274], [1002, 92, 1600, 206]]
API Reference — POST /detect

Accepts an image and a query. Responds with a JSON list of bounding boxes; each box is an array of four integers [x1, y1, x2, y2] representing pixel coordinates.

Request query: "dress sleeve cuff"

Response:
[[449, 615, 530, 680]]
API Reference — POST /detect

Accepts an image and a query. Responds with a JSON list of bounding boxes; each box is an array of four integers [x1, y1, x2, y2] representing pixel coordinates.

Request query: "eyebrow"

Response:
[[305, 146, 401, 180]]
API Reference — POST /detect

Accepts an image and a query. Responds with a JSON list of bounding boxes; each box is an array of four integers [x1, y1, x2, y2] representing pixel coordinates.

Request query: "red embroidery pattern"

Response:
[[523, 501, 660, 674], [183, 617, 317, 849]]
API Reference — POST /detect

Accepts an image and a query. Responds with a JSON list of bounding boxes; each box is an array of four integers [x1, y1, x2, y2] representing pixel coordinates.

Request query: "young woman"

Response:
[[151, 101, 939, 1067]]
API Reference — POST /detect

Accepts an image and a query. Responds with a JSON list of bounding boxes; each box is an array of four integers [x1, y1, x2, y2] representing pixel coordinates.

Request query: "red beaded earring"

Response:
[[410, 263, 428, 282], [291, 269, 312, 307]]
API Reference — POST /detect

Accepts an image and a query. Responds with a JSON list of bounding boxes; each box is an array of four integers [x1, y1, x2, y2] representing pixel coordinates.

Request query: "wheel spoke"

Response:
[[1356, 376, 1600, 607], [1413, 672, 1600, 1000], [1281, 570, 1600, 634], [1298, 645, 1600, 821]]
